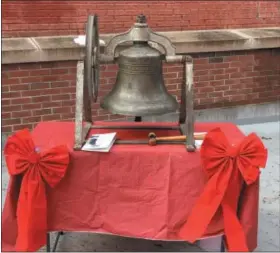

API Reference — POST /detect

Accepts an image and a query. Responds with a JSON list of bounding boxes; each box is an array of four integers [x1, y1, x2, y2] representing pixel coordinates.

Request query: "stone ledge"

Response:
[[2, 27, 280, 64]]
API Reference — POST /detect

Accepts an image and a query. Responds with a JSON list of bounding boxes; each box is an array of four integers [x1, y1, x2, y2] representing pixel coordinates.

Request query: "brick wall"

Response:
[[2, 49, 279, 133], [2, 0, 280, 37]]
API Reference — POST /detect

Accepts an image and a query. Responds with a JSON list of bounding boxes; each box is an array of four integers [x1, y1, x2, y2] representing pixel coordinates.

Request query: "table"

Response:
[[2, 121, 260, 251]]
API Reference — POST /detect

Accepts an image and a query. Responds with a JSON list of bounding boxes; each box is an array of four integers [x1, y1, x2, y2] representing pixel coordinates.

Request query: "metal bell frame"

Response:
[[74, 14, 195, 152]]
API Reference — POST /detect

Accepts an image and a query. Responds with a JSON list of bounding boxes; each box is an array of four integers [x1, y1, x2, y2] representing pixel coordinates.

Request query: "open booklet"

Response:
[[82, 132, 117, 152]]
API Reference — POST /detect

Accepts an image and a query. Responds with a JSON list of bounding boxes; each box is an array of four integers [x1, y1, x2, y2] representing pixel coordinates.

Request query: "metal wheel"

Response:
[[84, 15, 100, 102]]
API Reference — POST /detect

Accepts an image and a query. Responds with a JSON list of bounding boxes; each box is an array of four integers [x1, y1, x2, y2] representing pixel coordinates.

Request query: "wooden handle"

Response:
[[155, 133, 205, 141]]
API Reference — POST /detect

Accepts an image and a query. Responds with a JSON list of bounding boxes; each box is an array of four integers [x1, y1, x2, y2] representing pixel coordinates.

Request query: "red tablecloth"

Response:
[[2, 121, 259, 251]]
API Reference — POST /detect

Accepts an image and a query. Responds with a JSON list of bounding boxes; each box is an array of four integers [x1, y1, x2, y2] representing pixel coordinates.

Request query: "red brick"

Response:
[[12, 111, 32, 118], [2, 91, 21, 99], [22, 116, 41, 124], [60, 87, 76, 93], [208, 91, 224, 98], [230, 84, 244, 90], [53, 107, 72, 114], [215, 74, 229, 80], [199, 75, 215, 82], [2, 126, 12, 133], [94, 115, 110, 121], [10, 84, 29, 91], [58, 74, 76, 81], [42, 101, 62, 108], [210, 80, 225, 86], [52, 94, 70, 101], [61, 113, 75, 120], [21, 76, 42, 84], [2, 73, 9, 79], [2, 65, 19, 71], [2, 78, 20, 85], [199, 98, 214, 105], [30, 83, 50, 90], [210, 69, 224, 75], [199, 87, 214, 93], [214, 96, 230, 103], [166, 79, 181, 85], [41, 75, 60, 82], [2, 118, 21, 126], [9, 70, 30, 78], [2, 105, 21, 112], [42, 114, 61, 121], [54, 62, 77, 68], [2, 99, 10, 106], [195, 93, 207, 99], [19, 63, 40, 70], [225, 79, 240, 85], [29, 69, 51, 76], [225, 68, 239, 74], [2, 112, 11, 119], [22, 103, 41, 110], [195, 64, 211, 71], [238, 55, 254, 62], [50, 81, 70, 88], [244, 71, 260, 78], [246, 93, 259, 100], [230, 72, 246, 79], [51, 69, 69, 75], [224, 90, 242, 96], [224, 56, 239, 62], [13, 124, 33, 131], [215, 63, 230, 69], [32, 96, 51, 103], [32, 108, 52, 116], [194, 70, 209, 76], [194, 58, 209, 65], [21, 90, 42, 97], [230, 95, 247, 101], [214, 86, 229, 91], [11, 97, 32, 105], [164, 72, 178, 79]]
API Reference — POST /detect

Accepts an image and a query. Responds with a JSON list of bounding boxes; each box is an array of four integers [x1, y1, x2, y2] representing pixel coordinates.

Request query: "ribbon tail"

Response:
[[15, 169, 48, 252], [222, 202, 249, 251], [178, 170, 227, 242], [1, 176, 20, 252]]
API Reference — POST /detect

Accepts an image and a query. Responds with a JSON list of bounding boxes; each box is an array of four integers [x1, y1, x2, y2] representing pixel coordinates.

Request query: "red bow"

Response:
[[4, 129, 70, 252], [178, 127, 267, 251]]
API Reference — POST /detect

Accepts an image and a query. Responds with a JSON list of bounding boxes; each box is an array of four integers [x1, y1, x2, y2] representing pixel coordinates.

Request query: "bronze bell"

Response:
[[101, 16, 178, 116]]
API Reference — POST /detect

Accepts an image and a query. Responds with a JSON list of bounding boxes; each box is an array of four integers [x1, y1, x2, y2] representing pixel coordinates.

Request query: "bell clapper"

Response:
[[134, 116, 142, 122]]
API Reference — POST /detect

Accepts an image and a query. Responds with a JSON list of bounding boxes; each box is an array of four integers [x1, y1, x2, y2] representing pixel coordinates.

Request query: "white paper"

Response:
[[82, 132, 116, 152]]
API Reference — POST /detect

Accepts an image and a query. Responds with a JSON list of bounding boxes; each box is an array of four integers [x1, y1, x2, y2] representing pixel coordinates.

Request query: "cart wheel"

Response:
[[84, 15, 100, 103]]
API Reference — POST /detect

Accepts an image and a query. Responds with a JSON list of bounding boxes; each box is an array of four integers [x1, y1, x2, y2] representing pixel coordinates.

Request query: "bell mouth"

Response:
[[100, 94, 179, 117]]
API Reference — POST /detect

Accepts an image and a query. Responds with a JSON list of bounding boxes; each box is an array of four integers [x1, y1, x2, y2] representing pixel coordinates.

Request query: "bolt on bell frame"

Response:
[[74, 14, 196, 152]]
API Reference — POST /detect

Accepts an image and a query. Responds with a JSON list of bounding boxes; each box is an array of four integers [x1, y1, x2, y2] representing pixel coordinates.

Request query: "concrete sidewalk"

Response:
[[1, 121, 279, 251], [238, 122, 280, 252]]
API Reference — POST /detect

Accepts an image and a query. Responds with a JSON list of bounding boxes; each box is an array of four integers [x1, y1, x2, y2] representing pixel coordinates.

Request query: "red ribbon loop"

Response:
[[178, 127, 267, 251], [3, 129, 70, 252]]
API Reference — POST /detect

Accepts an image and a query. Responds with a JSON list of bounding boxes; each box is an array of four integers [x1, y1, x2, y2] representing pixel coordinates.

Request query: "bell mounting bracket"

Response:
[[105, 14, 176, 59]]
